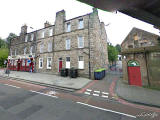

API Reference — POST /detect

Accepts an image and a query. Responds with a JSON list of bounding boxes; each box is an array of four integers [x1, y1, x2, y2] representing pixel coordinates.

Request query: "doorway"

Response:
[[58, 58, 62, 72], [128, 60, 142, 86]]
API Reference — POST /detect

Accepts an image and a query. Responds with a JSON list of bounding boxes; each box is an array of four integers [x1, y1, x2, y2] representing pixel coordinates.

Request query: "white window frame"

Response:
[[39, 58, 43, 69], [41, 31, 45, 38], [30, 46, 33, 55], [31, 34, 34, 41], [66, 57, 70, 69], [78, 56, 84, 69], [15, 49, 17, 56], [66, 22, 71, 32], [25, 35, 28, 42], [66, 39, 71, 50], [78, 18, 84, 29], [78, 36, 84, 48], [10, 49, 12, 56], [40, 44, 44, 53], [48, 41, 52, 52], [47, 57, 52, 69], [24, 47, 26, 55], [49, 29, 53, 36]]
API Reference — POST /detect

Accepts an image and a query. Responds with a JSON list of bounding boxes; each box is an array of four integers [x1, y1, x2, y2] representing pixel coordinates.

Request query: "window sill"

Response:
[[47, 68, 52, 70], [78, 47, 84, 49], [78, 68, 84, 70]]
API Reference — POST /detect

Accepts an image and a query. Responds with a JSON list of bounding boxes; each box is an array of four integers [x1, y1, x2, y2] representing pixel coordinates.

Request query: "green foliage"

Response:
[[0, 38, 8, 48], [115, 44, 121, 53], [108, 44, 118, 64], [0, 48, 9, 67], [6, 33, 17, 46]]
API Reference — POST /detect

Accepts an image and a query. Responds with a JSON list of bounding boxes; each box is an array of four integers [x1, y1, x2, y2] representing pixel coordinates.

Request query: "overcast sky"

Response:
[[0, 0, 159, 45]]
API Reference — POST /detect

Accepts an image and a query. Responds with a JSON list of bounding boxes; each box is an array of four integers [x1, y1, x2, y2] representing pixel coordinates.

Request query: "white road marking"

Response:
[[86, 89, 92, 92], [30, 90, 58, 98], [76, 102, 136, 118], [94, 90, 100, 93], [4, 84, 20, 89], [84, 92, 91, 95], [102, 92, 109, 95], [93, 94, 99, 96], [101, 95, 108, 98], [47, 91, 56, 95]]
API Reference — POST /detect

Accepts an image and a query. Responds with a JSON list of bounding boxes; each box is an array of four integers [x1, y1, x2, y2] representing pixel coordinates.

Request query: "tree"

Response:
[[0, 37, 9, 67], [0, 48, 9, 67], [108, 44, 118, 65], [0, 38, 7, 48], [6, 33, 17, 46], [115, 44, 121, 53]]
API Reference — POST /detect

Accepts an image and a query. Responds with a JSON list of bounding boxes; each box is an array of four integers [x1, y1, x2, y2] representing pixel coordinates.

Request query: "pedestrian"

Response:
[[30, 66, 32, 73]]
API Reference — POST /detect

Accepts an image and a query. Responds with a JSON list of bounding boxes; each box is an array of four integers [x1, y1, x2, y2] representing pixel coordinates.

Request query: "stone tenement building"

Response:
[[8, 8, 108, 79], [121, 27, 160, 87]]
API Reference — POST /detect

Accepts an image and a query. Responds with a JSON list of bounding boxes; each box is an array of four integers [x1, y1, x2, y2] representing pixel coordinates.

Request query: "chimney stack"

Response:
[[21, 24, 28, 35], [54, 10, 66, 34], [44, 21, 51, 28]]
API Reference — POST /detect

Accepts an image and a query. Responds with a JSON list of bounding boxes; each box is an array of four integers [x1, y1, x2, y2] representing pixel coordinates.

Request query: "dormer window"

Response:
[[78, 19, 84, 29], [66, 22, 71, 32]]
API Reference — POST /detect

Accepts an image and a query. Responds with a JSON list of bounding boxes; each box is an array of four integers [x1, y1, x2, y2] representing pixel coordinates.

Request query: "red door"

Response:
[[59, 58, 62, 72], [17, 59, 20, 71], [128, 61, 142, 86]]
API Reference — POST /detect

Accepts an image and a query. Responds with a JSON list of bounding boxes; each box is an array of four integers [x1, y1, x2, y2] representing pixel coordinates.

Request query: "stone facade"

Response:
[[9, 8, 108, 79], [10, 25, 37, 60], [121, 27, 160, 86]]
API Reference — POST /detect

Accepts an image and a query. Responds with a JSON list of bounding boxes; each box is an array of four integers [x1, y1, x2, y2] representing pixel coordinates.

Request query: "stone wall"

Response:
[[89, 8, 108, 79], [9, 9, 109, 79], [122, 27, 159, 50], [121, 27, 160, 86], [122, 53, 149, 86]]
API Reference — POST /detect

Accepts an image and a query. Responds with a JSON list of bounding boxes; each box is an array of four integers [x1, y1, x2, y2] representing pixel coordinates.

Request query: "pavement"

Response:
[[0, 69, 91, 91], [1, 68, 160, 109], [116, 78, 160, 108]]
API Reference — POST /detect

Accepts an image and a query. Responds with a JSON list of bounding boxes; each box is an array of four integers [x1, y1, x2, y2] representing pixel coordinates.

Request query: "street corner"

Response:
[[76, 80, 98, 94]]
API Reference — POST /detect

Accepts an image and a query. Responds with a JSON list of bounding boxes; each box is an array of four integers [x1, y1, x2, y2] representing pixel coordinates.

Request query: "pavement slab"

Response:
[[0, 70, 91, 90]]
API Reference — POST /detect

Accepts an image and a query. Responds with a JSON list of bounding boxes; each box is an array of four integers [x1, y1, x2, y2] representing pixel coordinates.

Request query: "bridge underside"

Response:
[[77, 0, 160, 28]]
